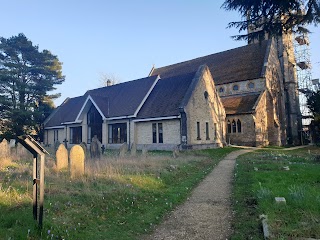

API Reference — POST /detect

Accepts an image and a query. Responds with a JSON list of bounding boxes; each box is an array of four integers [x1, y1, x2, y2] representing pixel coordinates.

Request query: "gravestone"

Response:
[[119, 142, 128, 157], [16, 142, 28, 158], [172, 146, 179, 158], [54, 140, 61, 151], [56, 144, 68, 170], [80, 142, 87, 156], [0, 139, 10, 158], [130, 142, 137, 157], [90, 136, 101, 159], [142, 144, 148, 158], [70, 145, 85, 178], [9, 139, 16, 148], [101, 145, 106, 155]]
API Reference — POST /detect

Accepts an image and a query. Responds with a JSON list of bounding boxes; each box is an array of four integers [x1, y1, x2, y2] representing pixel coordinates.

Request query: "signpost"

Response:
[[18, 135, 49, 228]]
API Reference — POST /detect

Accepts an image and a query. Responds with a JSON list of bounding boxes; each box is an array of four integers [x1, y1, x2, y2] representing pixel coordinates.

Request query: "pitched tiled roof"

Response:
[[44, 76, 158, 128], [221, 92, 261, 115], [44, 96, 86, 127], [86, 75, 158, 118], [151, 40, 270, 85], [137, 72, 196, 119]]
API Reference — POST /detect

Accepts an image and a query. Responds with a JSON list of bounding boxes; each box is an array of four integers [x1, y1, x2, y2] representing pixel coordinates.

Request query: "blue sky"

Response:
[[2, 1, 319, 106]]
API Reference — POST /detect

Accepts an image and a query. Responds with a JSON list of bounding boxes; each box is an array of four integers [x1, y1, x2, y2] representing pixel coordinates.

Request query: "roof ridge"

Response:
[[154, 40, 269, 72], [86, 75, 158, 95]]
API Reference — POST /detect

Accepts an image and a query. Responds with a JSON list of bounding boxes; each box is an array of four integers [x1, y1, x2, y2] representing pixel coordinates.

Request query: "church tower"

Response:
[[277, 33, 301, 144], [247, 21, 302, 145]]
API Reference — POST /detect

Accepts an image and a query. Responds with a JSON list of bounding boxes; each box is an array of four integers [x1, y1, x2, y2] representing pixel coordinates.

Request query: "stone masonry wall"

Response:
[[217, 78, 265, 97], [185, 67, 226, 146], [226, 114, 256, 146], [135, 119, 181, 145]]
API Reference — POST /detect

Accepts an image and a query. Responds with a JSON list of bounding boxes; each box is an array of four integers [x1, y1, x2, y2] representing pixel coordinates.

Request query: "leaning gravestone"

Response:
[[54, 140, 61, 151], [0, 139, 10, 158], [90, 136, 101, 159], [172, 146, 179, 158], [142, 144, 148, 158], [56, 144, 68, 170], [130, 142, 137, 157], [119, 142, 128, 157], [70, 145, 85, 178]]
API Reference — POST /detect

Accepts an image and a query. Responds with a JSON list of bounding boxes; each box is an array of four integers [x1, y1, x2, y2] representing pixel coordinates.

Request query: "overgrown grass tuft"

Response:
[[0, 147, 236, 239], [232, 146, 320, 239]]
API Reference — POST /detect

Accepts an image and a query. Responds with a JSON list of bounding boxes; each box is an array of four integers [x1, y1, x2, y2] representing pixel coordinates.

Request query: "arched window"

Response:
[[219, 87, 224, 93], [227, 120, 231, 133], [232, 120, 236, 133], [237, 119, 242, 133]]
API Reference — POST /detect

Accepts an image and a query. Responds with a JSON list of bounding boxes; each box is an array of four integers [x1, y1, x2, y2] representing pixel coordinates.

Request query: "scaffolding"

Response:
[[294, 33, 313, 126]]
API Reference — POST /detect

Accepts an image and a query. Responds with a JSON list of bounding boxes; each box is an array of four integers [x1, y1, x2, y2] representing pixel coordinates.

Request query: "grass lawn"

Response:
[[0, 147, 236, 240], [232, 146, 320, 239]]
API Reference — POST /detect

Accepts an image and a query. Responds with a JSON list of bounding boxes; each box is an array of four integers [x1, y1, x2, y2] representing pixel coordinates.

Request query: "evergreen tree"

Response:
[[0, 33, 65, 139], [222, 0, 320, 42], [307, 90, 320, 120]]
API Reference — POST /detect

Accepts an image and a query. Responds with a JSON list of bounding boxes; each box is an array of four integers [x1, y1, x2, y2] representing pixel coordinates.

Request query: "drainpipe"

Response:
[[128, 118, 131, 149], [179, 107, 187, 149]]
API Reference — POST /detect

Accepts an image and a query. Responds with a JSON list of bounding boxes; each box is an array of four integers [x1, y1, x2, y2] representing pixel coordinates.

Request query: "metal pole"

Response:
[[39, 154, 45, 228], [32, 154, 37, 220]]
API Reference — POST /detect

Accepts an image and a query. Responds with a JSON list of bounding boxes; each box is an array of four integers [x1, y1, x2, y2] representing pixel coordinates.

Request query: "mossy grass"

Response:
[[232, 146, 320, 239], [0, 147, 236, 239]]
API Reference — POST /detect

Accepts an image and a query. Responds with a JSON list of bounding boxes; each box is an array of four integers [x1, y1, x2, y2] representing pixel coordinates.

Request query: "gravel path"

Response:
[[143, 149, 253, 240]]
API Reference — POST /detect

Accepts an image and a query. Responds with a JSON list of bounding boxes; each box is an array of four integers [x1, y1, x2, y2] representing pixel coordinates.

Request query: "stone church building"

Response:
[[44, 34, 301, 149]]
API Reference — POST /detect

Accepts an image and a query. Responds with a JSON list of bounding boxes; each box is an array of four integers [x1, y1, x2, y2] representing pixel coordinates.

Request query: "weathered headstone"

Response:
[[172, 146, 179, 158], [56, 144, 68, 170], [142, 144, 148, 158], [130, 142, 137, 157], [90, 136, 101, 159], [80, 142, 87, 156], [16, 142, 28, 158], [119, 142, 128, 157], [70, 145, 85, 178], [9, 139, 16, 148], [54, 140, 61, 151], [0, 139, 10, 158]]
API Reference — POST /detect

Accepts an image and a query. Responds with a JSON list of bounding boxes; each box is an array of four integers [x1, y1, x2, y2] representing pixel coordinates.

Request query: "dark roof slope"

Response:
[[151, 40, 270, 85], [44, 96, 86, 127], [221, 92, 261, 115], [137, 72, 196, 119], [44, 76, 159, 128], [86, 75, 158, 118]]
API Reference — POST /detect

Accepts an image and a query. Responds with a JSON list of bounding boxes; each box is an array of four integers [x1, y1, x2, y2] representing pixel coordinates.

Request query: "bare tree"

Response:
[[98, 72, 121, 87]]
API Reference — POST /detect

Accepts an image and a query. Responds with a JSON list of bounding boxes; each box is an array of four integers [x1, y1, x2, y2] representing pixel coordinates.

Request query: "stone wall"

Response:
[[135, 119, 181, 146], [264, 39, 288, 145], [277, 33, 301, 144], [185, 66, 225, 146], [226, 114, 256, 146], [44, 128, 65, 147], [217, 78, 265, 97]]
